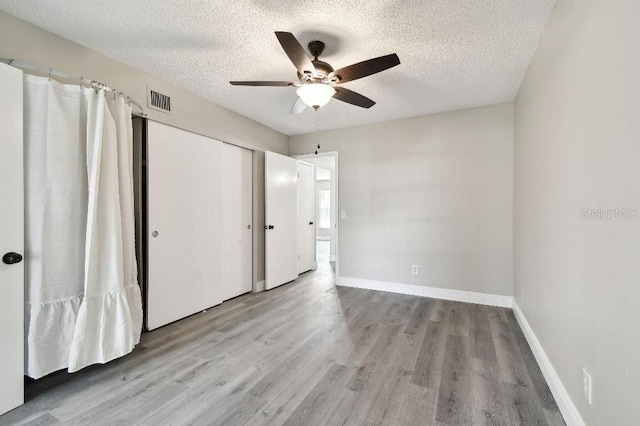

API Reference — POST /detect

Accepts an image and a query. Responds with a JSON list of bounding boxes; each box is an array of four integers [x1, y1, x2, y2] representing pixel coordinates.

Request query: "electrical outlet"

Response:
[[582, 368, 593, 404], [411, 265, 419, 275]]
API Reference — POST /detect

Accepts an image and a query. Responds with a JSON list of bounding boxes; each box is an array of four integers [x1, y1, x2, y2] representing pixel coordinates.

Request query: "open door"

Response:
[[0, 62, 25, 415], [265, 151, 298, 290], [297, 161, 315, 274]]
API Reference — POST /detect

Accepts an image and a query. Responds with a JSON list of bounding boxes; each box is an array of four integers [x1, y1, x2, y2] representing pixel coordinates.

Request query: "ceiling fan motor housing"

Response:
[[308, 40, 326, 58], [297, 40, 335, 81], [298, 60, 334, 82]]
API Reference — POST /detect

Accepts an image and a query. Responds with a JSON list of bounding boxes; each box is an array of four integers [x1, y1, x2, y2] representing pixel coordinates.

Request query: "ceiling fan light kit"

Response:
[[297, 83, 336, 110], [230, 31, 400, 113]]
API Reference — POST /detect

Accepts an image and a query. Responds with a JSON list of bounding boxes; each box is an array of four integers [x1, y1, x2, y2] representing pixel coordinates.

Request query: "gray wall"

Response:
[[514, 0, 640, 424], [290, 103, 514, 296], [0, 11, 289, 284]]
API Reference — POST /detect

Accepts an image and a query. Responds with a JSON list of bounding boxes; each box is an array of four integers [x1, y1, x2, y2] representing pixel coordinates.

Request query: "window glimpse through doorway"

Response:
[[319, 190, 330, 229]]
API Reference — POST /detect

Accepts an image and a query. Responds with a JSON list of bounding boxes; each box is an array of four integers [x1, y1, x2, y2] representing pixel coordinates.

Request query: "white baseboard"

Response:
[[254, 280, 265, 293], [512, 301, 585, 426], [336, 276, 512, 308]]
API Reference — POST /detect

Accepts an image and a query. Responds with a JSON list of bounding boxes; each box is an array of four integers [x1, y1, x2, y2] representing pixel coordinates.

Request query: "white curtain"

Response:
[[24, 74, 142, 379]]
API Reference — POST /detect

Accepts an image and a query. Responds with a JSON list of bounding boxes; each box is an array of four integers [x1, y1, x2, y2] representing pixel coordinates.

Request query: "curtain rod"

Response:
[[0, 57, 147, 117]]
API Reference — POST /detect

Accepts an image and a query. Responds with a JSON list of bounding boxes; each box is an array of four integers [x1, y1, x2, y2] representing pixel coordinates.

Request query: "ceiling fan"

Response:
[[230, 32, 400, 113]]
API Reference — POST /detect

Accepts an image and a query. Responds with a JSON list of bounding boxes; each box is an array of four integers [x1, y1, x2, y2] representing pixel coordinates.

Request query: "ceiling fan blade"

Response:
[[230, 81, 295, 86], [333, 87, 376, 108], [330, 53, 400, 84], [290, 97, 307, 114], [275, 32, 316, 76]]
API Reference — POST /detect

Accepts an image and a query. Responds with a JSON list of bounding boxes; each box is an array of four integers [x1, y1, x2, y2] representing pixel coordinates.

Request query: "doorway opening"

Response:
[[293, 152, 338, 274], [315, 166, 331, 265]]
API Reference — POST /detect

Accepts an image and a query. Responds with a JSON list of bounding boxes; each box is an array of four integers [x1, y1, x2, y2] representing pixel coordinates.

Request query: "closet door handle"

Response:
[[309, 221, 314, 225], [2, 252, 23, 265]]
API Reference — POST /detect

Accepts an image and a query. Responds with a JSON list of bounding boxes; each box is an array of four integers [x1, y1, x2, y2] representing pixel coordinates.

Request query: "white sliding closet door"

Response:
[[265, 151, 298, 290], [222, 144, 253, 301], [297, 161, 315, 274], [146, 121, 223, 330], [0, 62, 24, 415]]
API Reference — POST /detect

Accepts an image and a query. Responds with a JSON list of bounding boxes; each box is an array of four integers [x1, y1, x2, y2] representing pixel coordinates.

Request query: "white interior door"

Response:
[[222, 143, 253, 300], [0, 63, 24, 415], [146, 121, 223, 330], [297, 161, 315, 274], [265, 151, 298, 290]]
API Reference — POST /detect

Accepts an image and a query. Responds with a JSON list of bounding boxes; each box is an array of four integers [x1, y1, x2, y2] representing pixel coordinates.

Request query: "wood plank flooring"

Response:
[[0, 262, 564, 425]]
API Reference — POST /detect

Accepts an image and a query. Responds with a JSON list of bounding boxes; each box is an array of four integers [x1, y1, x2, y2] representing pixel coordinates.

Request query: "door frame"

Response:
[[292, 151, 340, 278]]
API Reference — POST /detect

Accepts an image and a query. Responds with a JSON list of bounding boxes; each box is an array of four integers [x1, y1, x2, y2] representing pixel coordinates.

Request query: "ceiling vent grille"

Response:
[[147, 87, 172, 114]]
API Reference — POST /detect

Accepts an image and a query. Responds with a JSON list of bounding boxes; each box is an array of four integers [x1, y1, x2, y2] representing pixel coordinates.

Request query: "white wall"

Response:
[[0, 11, 289, 284], [316, 167, 331, 181], [514, 0, 640, 424], [315, 179, 331, 241], [290, 103, 514, 297]]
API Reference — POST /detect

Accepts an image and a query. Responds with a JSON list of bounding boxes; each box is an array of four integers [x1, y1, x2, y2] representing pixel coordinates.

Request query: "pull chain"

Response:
[[315, 109, 320, 155]]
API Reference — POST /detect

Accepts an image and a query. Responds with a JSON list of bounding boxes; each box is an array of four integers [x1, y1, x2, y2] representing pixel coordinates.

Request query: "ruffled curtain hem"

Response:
[[25, 294, 82, 379], [25, 283, 143, 379], [68, 283, 143, 373]]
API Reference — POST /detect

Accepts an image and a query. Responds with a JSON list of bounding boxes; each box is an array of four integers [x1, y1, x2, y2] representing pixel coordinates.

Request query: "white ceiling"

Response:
[[0, 0, 556, 136]]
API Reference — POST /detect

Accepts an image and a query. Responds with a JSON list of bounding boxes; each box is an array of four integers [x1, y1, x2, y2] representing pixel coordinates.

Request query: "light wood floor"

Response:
[[316, 240, 330, 263], [1, 262, 564, 425]]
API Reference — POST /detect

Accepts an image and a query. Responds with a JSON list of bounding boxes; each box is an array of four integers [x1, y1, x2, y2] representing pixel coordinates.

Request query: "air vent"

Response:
[[147, 87, 172, 114]]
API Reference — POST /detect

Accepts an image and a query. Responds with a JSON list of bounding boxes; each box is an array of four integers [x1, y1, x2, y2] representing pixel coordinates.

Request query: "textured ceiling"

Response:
[[0, 0, 556, 136]]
